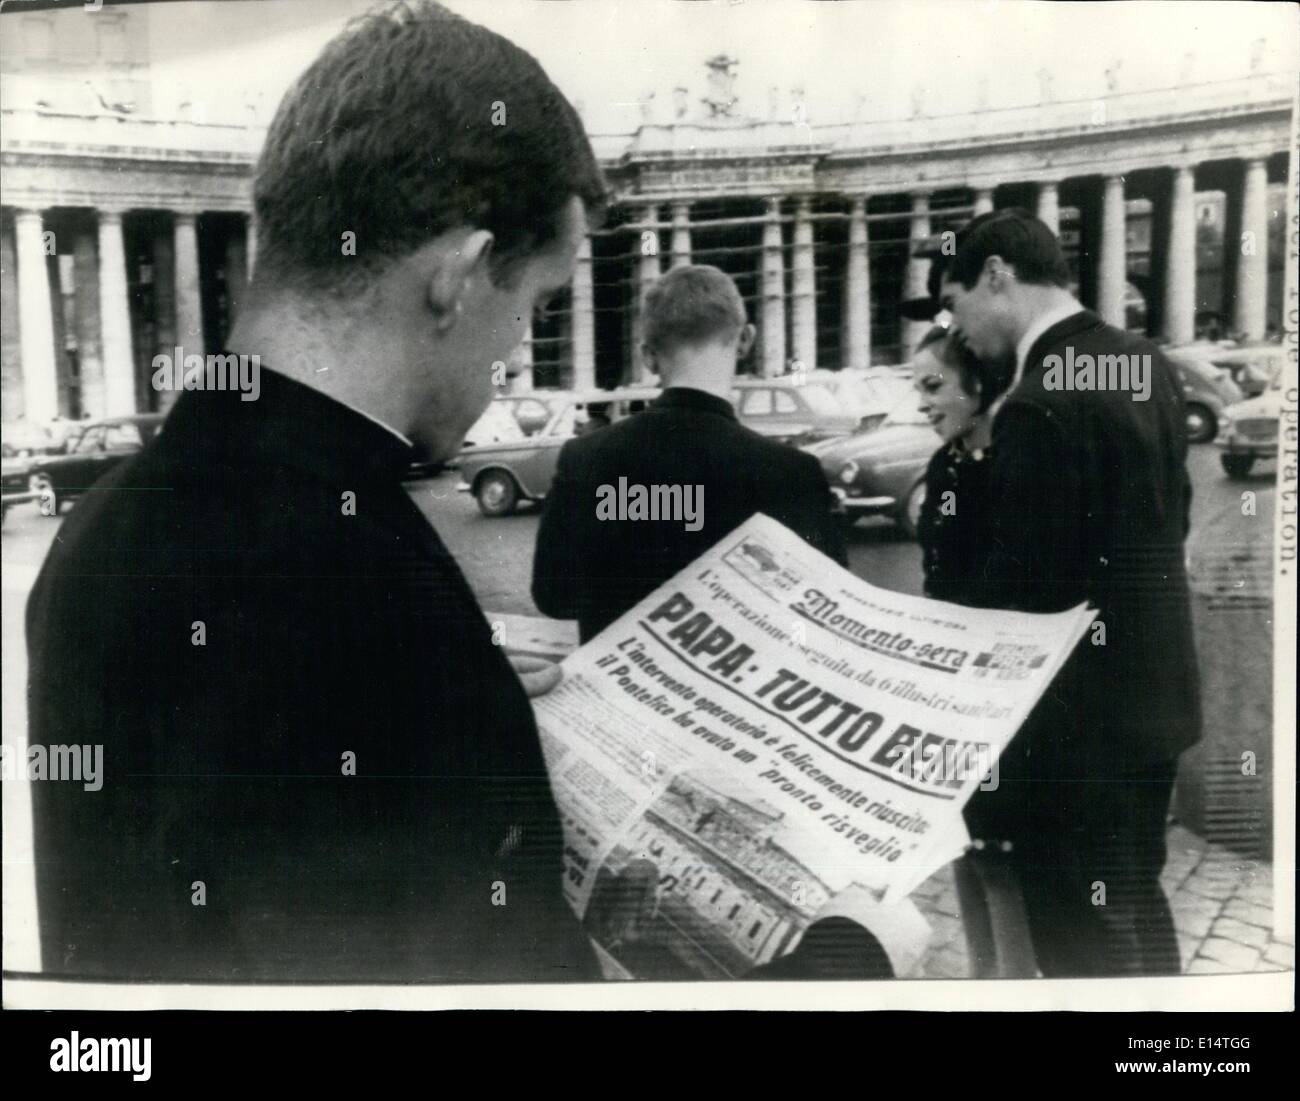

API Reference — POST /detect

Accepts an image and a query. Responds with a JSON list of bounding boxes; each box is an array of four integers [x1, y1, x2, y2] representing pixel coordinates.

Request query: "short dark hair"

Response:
[[254, 0, 607, 294], [643, 265, 747, 353], [915, 325, 1014, 414], [946, 208, 1070, 291]]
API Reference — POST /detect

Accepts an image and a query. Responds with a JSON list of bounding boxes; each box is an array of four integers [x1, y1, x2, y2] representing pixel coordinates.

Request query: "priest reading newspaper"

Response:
[[530, 514, 1095, 981]]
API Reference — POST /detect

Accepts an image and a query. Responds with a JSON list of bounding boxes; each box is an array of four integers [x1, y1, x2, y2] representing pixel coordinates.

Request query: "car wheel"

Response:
[[899, 480, 926, 539], [28, 473, 59, 517], [475, 470, 519, 517], [1220, 453, 1255, 480], [1184, 403, 1215, 444]]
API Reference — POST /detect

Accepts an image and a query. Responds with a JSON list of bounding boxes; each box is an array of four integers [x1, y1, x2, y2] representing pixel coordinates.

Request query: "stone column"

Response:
[[174, 212, 204, 357], [670, 201, 691, 269], [791, 197, 816, 372], [0, 218, 22, 422], [903, 191, 932, 354], [71, 225, 105, 419], [1036, 180, 1061, 236], [760, 197, 786, 378], [973, 188, 995, 216], [245, 214, 258, 279], [844, 196, 871, 370], [1097, 174, 1127, 328], [633, 203, 661, 381], [13, 209, 59, 423], [98, 209, 137, 416], [1234, 157, 1268, 341], [570, 233, 595, 391], [1162, 165, 1196, 346]]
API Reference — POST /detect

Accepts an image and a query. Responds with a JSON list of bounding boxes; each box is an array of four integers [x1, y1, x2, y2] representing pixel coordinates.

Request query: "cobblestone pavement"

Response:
[[914, 823, 1291, 978]]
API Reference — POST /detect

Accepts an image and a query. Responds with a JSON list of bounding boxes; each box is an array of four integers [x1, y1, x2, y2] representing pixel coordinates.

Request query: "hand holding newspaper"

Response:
[[529, 514, 1095, 980]]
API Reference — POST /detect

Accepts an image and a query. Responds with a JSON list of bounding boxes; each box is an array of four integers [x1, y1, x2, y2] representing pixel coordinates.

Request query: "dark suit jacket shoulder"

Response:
[[979, 310, 1201, 759], [26, 368, 597, 982], [532, 387, 846, 641]]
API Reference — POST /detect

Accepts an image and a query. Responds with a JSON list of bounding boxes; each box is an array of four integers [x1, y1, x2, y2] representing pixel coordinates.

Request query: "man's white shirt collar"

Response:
[[1015, 301, 1085, 377], [986, 300, 1083, 423]]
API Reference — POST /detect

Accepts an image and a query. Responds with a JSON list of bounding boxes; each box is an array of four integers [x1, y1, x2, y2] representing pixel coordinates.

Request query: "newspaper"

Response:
[[533, 513, 1096, 980]]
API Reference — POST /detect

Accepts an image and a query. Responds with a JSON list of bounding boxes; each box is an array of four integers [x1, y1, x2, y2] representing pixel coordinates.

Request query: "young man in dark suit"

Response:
[[532, 264, 847, 644], [939, 209, 1203, 977], [531, 264, 925, 979], [26, 1, 607, 983]]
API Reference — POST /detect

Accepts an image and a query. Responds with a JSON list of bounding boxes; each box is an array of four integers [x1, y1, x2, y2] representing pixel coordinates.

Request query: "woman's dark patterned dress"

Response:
[[917, 441, 1024, 847]]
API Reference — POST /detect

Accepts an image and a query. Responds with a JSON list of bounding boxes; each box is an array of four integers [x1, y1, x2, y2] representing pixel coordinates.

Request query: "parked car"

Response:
[[456, 387, 659, 516], [26, 414, 165, 516], [731, 378, 862, 445], [405, 392, 565, 480], [2, 454, 38, 524], [1165, 350, 1243, 443], [1201, 344, 1285, 400], [807, 367, 914, 434], [1, 420, 55, 458], [1215, 381, 1281, 479], [802, 393, 936, 538]]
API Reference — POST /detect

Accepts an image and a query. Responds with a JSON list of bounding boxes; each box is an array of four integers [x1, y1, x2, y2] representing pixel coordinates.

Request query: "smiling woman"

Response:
[[911, 325, 1012, 449]]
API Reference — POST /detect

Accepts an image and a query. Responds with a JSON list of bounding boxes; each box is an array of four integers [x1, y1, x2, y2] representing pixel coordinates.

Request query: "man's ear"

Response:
[[427, 229, 495, 331], [736, 323, 757, 358], [983, 254, 1013, 293]]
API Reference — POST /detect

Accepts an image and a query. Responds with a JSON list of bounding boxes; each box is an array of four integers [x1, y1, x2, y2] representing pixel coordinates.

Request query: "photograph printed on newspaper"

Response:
[[535, 512, 1094, 979], [0, 0, 1295, 1017]]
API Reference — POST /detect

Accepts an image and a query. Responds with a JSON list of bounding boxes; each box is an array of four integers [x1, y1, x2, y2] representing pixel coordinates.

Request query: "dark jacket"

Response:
[[532, 386, 847, 642], [976, 309, 1202, 764], [917, 439, 1026, 841], [26, 367, 597, 983], [918, 441, 995, 608]]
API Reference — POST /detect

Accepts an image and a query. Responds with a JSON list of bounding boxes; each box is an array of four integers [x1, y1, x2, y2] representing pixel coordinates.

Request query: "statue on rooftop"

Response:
[[701, 53, 739, 118]]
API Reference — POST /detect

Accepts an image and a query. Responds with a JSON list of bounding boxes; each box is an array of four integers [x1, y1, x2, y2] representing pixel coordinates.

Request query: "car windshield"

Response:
[[881, 392, 930, 427], [465, 396, 558, 445], [104, 423, 144, 449], [72, 427, 104, 454], [835, 374, 913, 416], [793, 384, 842, 416]]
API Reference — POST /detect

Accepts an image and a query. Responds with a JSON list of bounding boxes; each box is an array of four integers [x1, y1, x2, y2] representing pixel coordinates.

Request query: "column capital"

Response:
[[793, 195, 814, 216], [848, 195, 868, 214], [910, 190, 933, 207], [97, 205, 132, 221], [172, 210, 200, 226], [11, 206, 47, 223]]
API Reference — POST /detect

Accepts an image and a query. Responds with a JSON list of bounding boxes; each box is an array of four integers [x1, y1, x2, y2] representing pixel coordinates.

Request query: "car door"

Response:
[[511, 399, 576, 498], [769, 387, 818, 441], [100, 421, 146, 477], [58, 424, 111, 491], [735, 387, 781, 438]]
